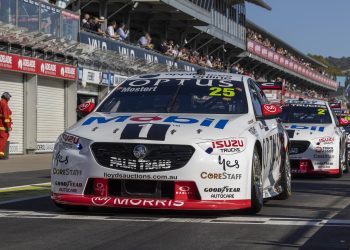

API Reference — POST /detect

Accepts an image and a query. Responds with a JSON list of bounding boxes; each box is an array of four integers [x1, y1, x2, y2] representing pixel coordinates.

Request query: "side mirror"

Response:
[[261, 104, 282, 118], [77, 101, 95, 118], [339, 118, 350, 127]]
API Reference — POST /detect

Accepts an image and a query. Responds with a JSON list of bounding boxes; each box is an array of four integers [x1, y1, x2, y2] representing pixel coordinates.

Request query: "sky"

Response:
[[246, 0, 350, 58]]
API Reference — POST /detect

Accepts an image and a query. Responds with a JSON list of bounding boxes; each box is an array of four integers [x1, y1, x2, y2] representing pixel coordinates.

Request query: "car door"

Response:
[[248, 80, 283, 194]]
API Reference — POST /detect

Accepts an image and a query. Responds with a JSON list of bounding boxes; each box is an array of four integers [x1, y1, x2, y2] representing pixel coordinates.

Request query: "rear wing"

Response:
[[256, 81, 283, 90]]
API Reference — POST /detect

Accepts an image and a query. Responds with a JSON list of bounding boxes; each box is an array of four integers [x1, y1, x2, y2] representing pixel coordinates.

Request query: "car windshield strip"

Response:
[[280, 104, 332, 124], [97, 78, 248, 114]]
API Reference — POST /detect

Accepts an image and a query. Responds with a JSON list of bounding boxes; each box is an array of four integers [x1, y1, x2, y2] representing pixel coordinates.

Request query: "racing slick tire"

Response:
[[336, 147, 344, 178], [246, 148, 263, 214], [275, 152, 292, 200], [344, 148, 349, 173], [53, 201, 89, 212]]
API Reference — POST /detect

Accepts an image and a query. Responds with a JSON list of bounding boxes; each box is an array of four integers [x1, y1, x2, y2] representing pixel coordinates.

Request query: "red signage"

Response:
[[0, 52, 76, 80], [247, 40, 337, 90]]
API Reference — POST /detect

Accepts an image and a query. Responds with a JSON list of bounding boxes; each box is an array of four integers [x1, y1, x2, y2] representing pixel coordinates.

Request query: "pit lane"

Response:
[[0, 171, 350, 249]]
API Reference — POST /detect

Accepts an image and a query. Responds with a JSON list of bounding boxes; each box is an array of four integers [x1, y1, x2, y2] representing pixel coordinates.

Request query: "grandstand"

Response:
[[0, 0, 339, 155]]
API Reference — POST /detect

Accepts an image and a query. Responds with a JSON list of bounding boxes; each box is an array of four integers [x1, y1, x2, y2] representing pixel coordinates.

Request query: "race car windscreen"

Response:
[[280, 104, 332, 124], [97, 78, 248, 114]]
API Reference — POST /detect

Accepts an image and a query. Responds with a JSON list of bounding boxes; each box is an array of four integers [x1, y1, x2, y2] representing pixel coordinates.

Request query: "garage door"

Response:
[[36, 77, 65, 152], [0, 70, 24, 154]]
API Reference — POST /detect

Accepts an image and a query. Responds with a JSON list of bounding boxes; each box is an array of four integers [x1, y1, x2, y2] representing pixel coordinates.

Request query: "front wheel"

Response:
[[275, 151, 292, 200], [246, 148, 263, 214], [336, 146, 344, 178]]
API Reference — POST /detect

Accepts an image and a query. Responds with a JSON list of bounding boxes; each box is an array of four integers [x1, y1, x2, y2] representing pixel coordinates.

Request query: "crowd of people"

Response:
[[247, 29, 335, 80], [80, 14, 225, 70], [79, 14, 332, 100]]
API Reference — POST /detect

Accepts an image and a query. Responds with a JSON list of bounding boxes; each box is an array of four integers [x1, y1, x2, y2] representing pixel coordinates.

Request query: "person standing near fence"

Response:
[[0, 92, 12, 159]]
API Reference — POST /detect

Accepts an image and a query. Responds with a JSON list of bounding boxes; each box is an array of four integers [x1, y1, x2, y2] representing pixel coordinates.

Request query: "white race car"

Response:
[[51, 72, 291, 214], [281, 99, 348, 177]]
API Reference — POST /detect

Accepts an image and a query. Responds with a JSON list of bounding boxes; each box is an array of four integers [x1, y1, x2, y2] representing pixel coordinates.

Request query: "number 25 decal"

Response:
[[317, 108, 326, 115], [209, 87, 235, 97]]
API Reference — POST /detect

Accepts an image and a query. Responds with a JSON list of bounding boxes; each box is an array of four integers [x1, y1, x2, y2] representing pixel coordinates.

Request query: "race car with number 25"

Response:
[[280, 99, 348, 177], [51, 71, 291, 214]]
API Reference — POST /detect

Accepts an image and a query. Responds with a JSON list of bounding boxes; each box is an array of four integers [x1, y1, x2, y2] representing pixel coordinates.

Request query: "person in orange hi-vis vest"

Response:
[[0, 92, 12, 159]]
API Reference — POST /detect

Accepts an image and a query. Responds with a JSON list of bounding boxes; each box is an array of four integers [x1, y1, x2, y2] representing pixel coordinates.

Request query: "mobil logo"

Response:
[[81, 115, 229, 129], [284, 124, 325, 132]]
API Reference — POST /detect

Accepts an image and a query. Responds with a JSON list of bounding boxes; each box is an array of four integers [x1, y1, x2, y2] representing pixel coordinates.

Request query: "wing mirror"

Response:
[[77, 100, 95, 118], [338, 117, 350, 127], [261, 104, 282, 118]]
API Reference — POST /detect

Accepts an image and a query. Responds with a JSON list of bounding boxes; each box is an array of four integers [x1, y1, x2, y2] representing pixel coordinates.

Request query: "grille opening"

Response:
[[290, 141, 311, 155], [90, 143, 195, 172], [84, 178, 176, 199]]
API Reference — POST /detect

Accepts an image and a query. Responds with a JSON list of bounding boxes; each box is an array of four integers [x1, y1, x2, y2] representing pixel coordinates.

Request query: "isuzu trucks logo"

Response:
[[133, 145, 148, 159]]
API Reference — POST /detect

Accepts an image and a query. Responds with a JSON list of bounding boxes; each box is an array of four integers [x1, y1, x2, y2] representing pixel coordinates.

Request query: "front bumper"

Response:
[[290, 159, 339, 176], [52, 193, 251, 210]]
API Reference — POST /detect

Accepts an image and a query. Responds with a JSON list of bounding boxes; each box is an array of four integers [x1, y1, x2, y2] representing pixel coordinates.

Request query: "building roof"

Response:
[[245, 0, 272, 10]]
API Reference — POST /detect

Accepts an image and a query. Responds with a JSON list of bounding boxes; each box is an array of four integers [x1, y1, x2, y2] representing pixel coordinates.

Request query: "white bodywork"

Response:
[[283, 99, 346, 174], [51, 72, 289, 210]]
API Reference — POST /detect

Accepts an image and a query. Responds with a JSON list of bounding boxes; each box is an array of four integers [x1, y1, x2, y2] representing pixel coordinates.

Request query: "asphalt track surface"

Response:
[[0, 170, 350, 249]]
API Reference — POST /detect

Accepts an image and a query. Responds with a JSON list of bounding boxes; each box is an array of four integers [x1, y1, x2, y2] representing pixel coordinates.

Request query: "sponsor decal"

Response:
[[52, 168, 82, 176], [120, 86, 158, 92], [200, 172, 242, 180], [0, 51, 76, 80], [18, 58, 36, 72], [198, 138, 246, 155], [315, 147, 334, 153], [0, 54, 12, 68], [262, 104, 281, 116], [40, 62, 57, 76], [82, 115, 229, 130], [109, 157, 172, 171], [103, 172, 178, 180], [58, 187, 78, 193], [92, 197, 111, 206], [54, 150, 69, 166], [263, 134, 282, 171], [54, 181, 83, 188], [204, 186, 240, 199], [62, 133, 80, 144], [318, 137, 335, 145], [248, 127, 257, 135], [218, 156, 240, 171], [313, 154, 334, 159], [284, 125, 325, 132], [91, 197, 184, 208]]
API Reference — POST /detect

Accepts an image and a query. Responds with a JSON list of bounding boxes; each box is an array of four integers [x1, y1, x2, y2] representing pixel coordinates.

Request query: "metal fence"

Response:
[[0, 0, 79, 41]]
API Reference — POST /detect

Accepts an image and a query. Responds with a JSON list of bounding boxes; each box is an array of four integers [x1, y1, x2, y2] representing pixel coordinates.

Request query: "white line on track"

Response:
[[0, 209, 350, 227], [0, 182, 51, 191]]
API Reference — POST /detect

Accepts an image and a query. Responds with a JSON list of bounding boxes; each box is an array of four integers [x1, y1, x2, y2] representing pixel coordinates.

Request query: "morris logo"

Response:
[[133, 145, 148, 159], [91, 197, 111, 206]]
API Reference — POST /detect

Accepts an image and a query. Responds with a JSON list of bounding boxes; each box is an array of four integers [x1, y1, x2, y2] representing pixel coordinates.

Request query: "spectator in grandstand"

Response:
[[205, 56, 213, 68], [116, 22, 129, 41], [92, 16, 106, 37], [138, 33, 153, 49], [230, 64, 239, 74], [159, 40, 169, 54], [81, 13, 90, 26], [106, 21, 118, 40]]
